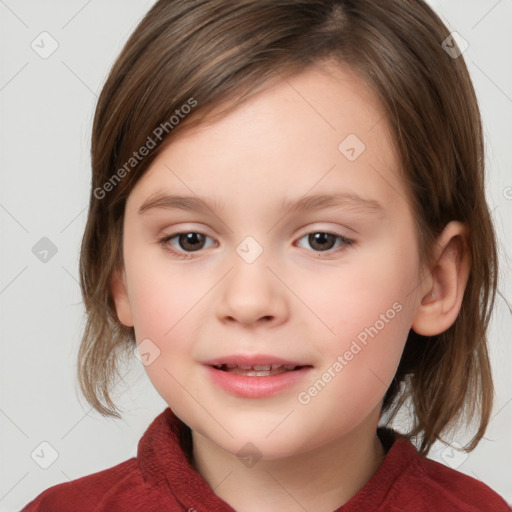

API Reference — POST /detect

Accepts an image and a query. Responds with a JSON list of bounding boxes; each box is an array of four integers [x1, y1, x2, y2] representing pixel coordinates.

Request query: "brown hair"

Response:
[[78, 0, 498, 455]]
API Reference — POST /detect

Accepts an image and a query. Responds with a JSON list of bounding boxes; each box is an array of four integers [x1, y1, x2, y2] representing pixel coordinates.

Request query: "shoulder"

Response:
[[21, 408, 189, 511], [392, 439, 511, 512], [21, 457, 150, 511]]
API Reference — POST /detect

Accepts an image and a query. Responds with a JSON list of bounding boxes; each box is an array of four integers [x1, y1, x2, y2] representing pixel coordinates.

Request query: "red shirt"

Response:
[[22, 407, 511, 511]]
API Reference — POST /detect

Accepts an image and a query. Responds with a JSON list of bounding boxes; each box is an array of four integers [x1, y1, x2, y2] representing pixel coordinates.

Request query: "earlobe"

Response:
[[110, 266, 134, 327], [411, 221, 471, 337]]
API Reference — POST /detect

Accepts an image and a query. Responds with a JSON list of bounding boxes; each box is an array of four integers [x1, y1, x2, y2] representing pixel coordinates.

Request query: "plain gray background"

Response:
[[1, 1, 511, 510]]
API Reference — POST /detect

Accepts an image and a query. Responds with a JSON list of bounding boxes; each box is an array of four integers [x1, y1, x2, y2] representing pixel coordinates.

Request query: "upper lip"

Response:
[[203, 354, 311, 367]]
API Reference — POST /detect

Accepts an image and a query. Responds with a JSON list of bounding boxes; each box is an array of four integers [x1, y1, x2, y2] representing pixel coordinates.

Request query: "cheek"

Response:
[[302, 246, 417, 345], [295, 296, 411, 439], [125, 246, 201, 341], [127, 267, 200, 408], [296, 240, 418, 399], [125, 254, 211, 389]]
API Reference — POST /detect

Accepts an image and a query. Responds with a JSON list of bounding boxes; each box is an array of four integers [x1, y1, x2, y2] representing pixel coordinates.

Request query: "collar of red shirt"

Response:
[[137, 407, 416, 511]]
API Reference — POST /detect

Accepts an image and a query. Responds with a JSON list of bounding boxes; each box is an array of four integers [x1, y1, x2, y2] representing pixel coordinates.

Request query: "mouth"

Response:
[[203, 355, 313, 397]]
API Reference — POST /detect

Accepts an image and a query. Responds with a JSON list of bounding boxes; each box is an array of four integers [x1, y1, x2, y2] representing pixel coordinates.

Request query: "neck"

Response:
[[191, 409, 386, 512]]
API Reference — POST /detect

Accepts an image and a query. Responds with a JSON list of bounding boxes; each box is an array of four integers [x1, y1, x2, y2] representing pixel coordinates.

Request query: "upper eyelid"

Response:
[[162, 226, 352, 239], [160, 219, 355, 235]]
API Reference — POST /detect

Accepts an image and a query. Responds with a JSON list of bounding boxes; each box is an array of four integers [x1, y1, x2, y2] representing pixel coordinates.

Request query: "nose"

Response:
[[215, 251, 289, 328]]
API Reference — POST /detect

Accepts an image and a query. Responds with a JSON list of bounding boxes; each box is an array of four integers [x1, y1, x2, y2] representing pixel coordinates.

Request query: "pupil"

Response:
[[310, 233, 335, 251], [180, 233, 204, 251]]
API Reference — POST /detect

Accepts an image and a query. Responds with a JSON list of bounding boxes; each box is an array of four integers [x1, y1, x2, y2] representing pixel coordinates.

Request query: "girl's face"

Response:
[[113, 63, 427, 459]]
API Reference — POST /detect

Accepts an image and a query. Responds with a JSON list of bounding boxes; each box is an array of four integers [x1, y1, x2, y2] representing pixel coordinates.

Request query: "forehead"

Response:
[[128, 62, 408, 217]]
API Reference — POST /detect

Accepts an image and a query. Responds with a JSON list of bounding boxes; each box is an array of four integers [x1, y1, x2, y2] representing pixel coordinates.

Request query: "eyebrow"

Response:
[[138, 192, 385, 217]]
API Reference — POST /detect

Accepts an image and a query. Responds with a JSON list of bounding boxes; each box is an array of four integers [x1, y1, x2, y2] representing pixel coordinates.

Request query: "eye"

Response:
[[159, 230, 355, 260], [159, 232, 216, 259], [295, 232, 354, 255]]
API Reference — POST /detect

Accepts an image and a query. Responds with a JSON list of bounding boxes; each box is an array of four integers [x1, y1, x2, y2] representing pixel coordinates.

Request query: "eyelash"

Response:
[[158, 231, 355, 260]]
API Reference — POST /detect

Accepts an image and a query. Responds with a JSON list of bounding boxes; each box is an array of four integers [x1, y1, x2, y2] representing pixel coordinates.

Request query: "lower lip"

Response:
[[205, 365, 312, 398]]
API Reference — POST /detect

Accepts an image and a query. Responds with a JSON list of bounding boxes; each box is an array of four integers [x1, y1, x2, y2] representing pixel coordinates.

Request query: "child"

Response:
[[23, 0, 511, 510]]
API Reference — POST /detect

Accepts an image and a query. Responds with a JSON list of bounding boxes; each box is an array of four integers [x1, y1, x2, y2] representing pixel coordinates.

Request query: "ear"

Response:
[[411, 221, 471, 337], [110, 265, 134, 327]]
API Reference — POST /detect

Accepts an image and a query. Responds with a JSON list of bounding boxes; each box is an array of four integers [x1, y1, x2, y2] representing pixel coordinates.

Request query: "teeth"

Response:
[[244, 370, 273, 376], [214, 363, 300, 375], [212, 363, 301, 373]]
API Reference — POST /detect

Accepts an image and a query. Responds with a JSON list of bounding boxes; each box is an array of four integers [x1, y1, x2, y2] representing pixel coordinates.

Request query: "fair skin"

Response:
[[111, 62, 470, 511]]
